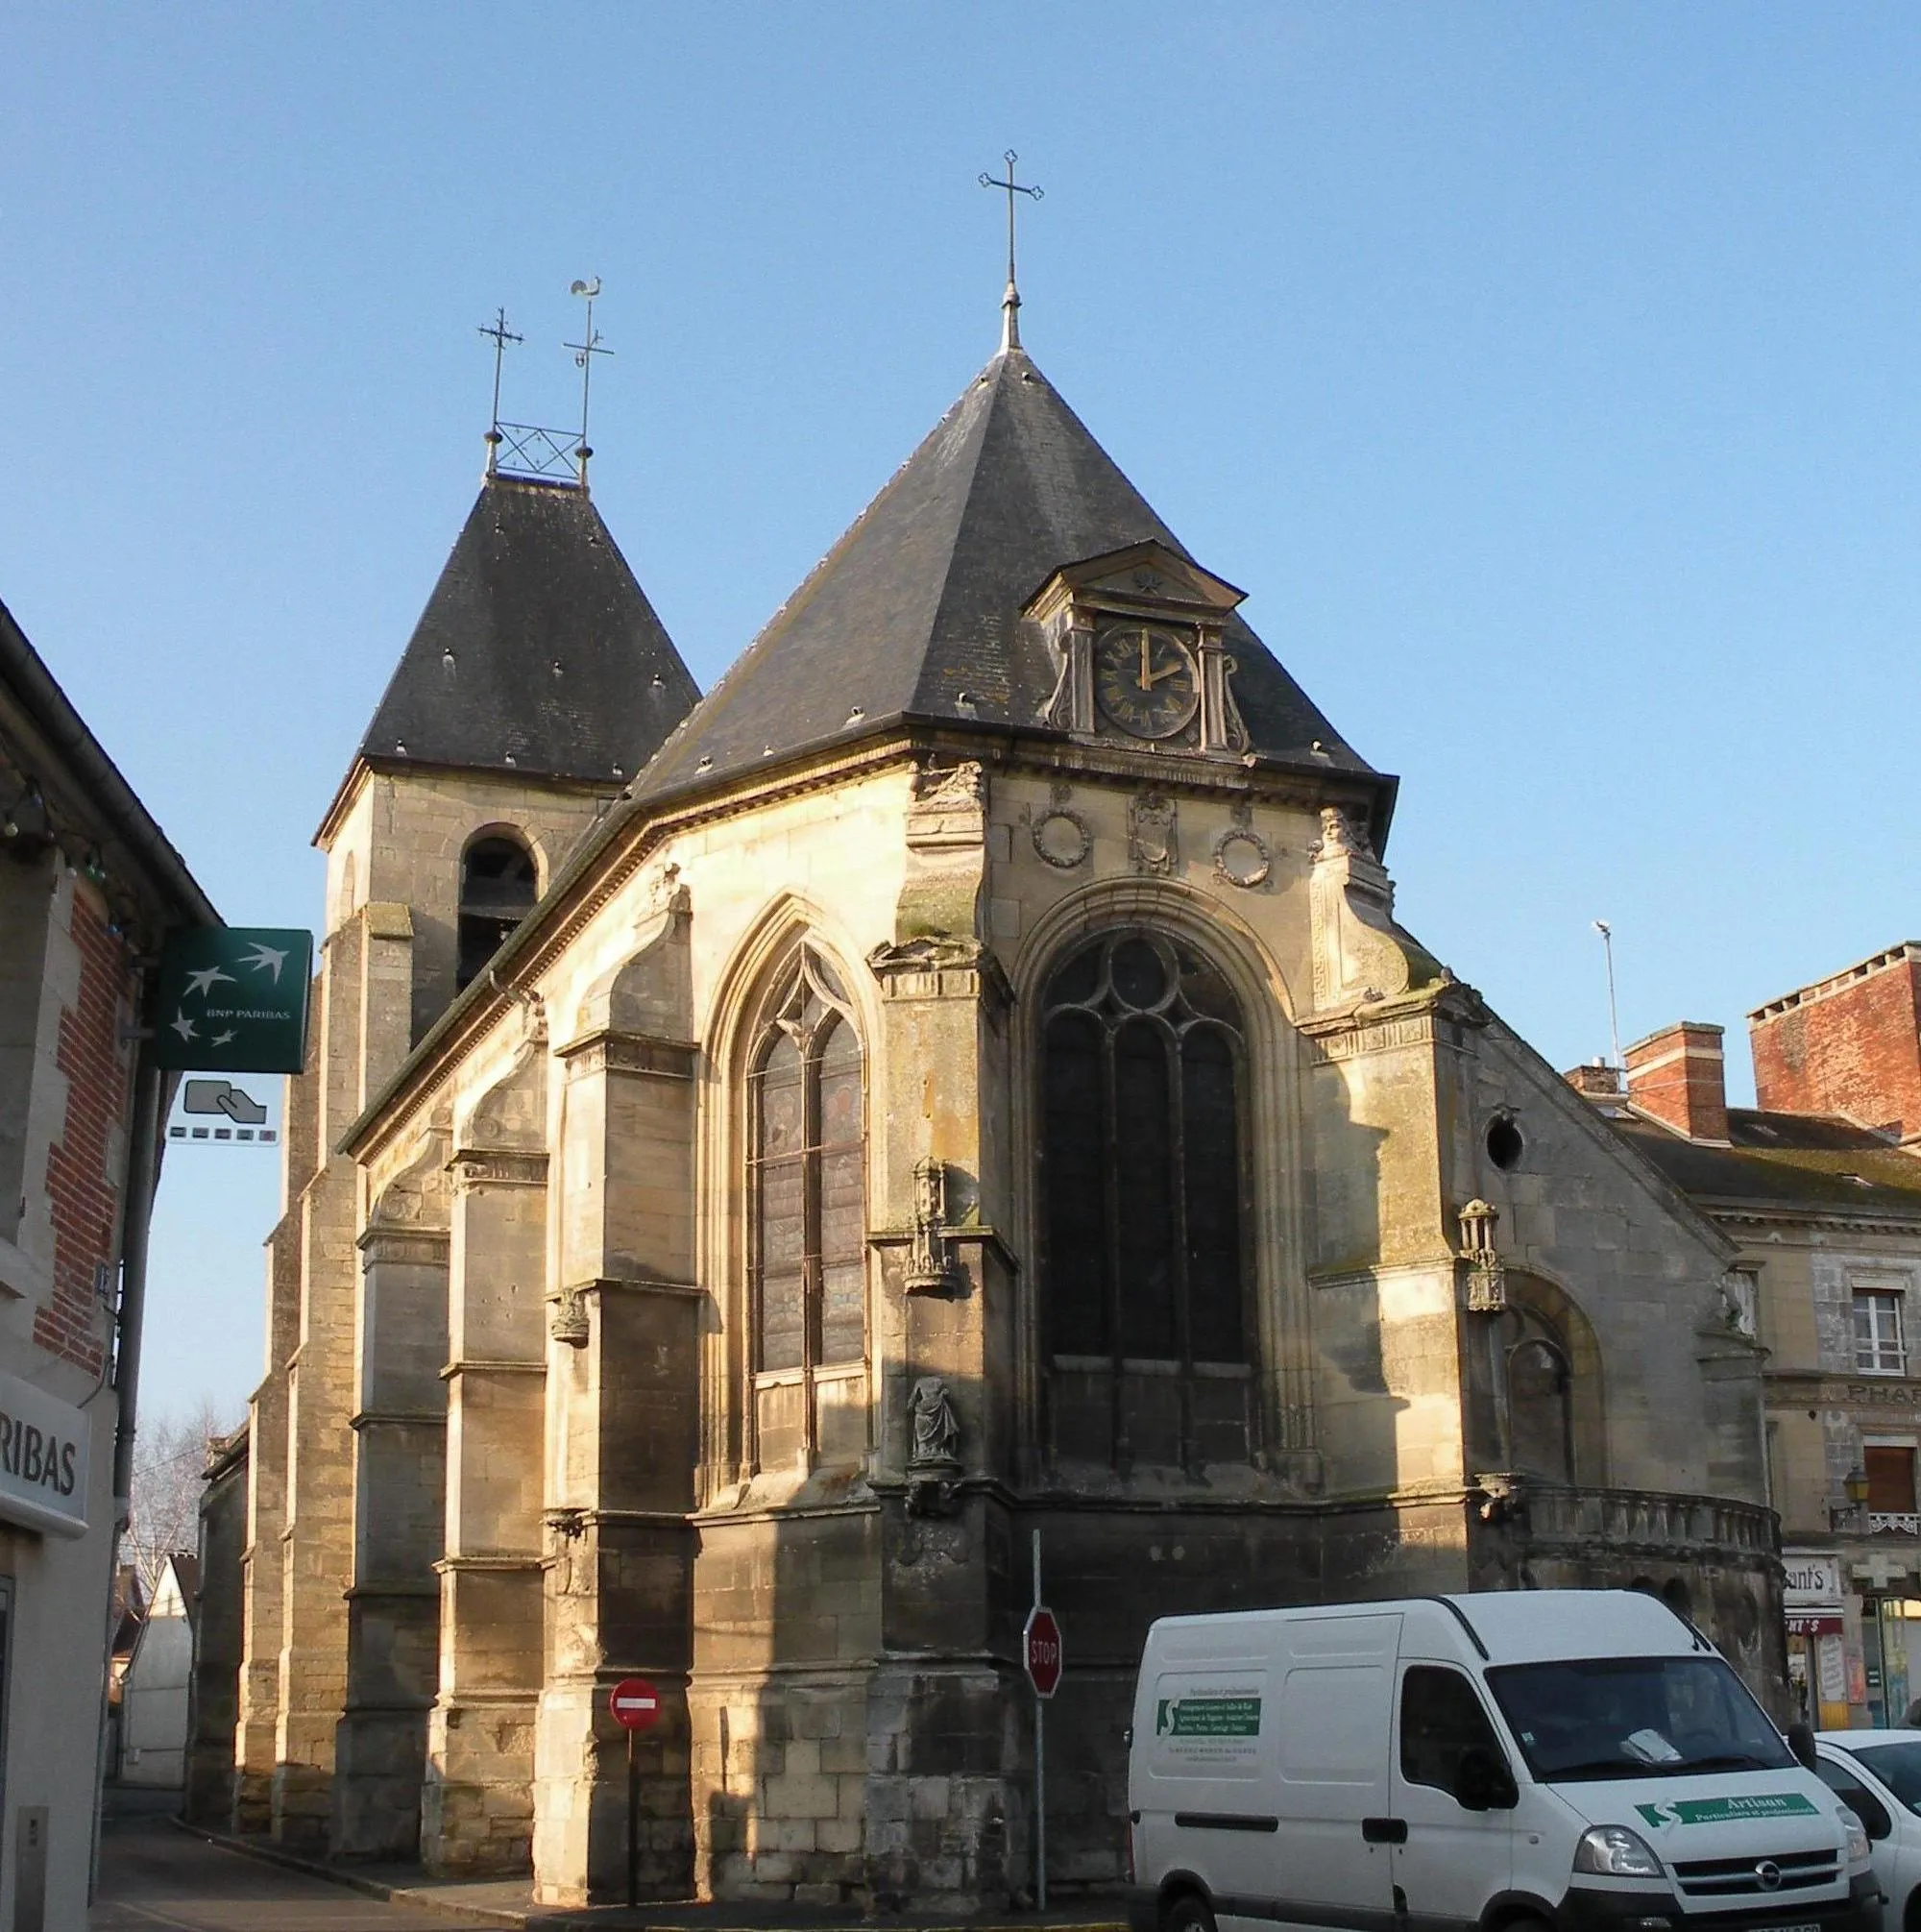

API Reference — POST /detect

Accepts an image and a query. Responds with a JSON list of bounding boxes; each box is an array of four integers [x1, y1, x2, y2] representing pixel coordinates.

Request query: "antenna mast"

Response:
[[1593, 919, 1623, 1071]]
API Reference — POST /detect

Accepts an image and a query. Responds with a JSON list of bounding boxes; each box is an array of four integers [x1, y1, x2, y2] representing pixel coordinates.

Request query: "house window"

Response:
[[1039, 930, 1252, 1472], [748, 947, 865, 1468], [1866, 1445, 1917, 1521], [456, 833, 538, 989], [1855, 1290, 1907, 1376]]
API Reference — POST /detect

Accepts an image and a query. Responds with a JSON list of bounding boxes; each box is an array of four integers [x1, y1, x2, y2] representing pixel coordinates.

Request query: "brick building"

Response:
[[0, 593, 217, 1925], [1573, 951, 1921, 1730], [208, 295, 1784, 1910]]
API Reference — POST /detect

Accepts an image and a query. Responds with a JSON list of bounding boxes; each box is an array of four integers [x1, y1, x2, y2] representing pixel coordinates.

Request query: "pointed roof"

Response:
[[350, 473, 699, 793], [636, 344, 1376, 801]]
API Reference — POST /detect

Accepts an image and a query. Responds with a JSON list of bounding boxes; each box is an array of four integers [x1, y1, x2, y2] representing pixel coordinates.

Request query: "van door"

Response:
[[1268, 1615, 1401, 1931], [1389, 1662, 1516, 1931]]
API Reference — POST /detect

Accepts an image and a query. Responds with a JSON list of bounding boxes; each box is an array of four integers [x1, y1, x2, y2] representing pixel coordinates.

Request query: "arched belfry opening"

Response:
[[746, 943, 867, 1471], [1038, 928, 1253, 1474], [455, 831, 537, 990]]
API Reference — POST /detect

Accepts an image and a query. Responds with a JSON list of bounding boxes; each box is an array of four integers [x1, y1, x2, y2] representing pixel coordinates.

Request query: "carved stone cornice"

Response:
[[439, 1357, 546, 1381], [556, 1027, 697, 1081], [866, 936, 1012, 1010], [349, 1409, 446, 1431], [447, 1147, 547, 1190], [356, 1225, 450, 1265], [560, 1273, 705, 1300]]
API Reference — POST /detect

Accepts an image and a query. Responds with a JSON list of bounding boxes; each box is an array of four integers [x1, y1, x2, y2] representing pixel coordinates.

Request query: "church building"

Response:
[[217, 282, 1786, 1909]]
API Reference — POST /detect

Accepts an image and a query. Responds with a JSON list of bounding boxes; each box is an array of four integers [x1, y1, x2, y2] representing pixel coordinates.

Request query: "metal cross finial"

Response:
[[979, 149, 1043, 352], [565, 277, 613, 489], [477, 306, 523, 473]]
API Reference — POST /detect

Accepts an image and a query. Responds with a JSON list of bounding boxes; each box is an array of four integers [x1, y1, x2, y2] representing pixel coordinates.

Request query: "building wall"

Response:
[[122, 1565, 194, 1789], [1751, 947, 1921, 1140], [186, 1432, 247, 1825], [337, 746, 1780, 1909], [0, 871, 142, 1931]]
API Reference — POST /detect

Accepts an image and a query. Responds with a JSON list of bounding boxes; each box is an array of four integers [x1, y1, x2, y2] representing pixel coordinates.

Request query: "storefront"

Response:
[[1784, 1551, 1848, 1727]]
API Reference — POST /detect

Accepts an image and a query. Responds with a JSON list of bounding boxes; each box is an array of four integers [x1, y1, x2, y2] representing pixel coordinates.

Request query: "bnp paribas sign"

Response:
[[151, 928, 313, 1075]]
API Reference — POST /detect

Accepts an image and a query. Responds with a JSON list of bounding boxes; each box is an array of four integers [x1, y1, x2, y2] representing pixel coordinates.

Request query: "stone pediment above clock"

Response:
[[1029, 540, 1248, 625], [1031, 540, 1252, 758]]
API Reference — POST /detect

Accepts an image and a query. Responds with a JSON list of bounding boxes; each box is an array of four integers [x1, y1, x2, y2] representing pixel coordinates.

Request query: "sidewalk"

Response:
[[168, 1818, 1134, 1932]]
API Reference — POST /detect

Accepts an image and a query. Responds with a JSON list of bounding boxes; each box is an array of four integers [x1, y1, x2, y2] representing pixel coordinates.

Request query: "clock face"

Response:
[[1093, 624, 1200, 739]]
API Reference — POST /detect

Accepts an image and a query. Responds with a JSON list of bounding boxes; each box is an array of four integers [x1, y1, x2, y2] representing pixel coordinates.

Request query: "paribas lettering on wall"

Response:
[[0, 1412, 79, 1497]]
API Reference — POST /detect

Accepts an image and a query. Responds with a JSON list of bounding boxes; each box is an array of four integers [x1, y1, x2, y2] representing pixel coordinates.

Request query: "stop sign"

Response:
[[609, 1676, 661, 1731], [1024, 1606, 1063, 1699]]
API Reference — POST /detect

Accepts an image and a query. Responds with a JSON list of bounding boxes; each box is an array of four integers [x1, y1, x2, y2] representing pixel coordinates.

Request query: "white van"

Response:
[[1128, 1591, 1879, 1932]]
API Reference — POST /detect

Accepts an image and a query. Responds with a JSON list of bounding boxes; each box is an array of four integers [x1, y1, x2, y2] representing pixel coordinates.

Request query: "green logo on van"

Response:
[[1634, 1794, 1819, 1829], [1156, 1697, 1262, 1738]]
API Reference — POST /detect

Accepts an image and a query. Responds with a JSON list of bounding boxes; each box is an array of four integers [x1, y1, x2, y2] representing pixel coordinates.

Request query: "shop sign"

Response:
[[1787, 1613, 1843, 1636], [0, 1369, 88, 1539], [1784, 1553, 1843, 1607]]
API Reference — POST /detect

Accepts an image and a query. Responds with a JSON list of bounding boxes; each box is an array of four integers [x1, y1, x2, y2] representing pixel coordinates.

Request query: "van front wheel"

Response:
[[1162, 1891, 1218, 1932]]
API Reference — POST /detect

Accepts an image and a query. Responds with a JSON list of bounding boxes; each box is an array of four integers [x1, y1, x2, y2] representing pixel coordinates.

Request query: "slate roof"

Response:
[[636, 345, 1377, 801], [353, 475, 698, 789], [1613, 1108, 1921, 1216]]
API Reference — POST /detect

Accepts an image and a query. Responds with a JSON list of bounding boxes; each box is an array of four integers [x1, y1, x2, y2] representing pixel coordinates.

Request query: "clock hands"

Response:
[[1136, 630, 1185, 691]]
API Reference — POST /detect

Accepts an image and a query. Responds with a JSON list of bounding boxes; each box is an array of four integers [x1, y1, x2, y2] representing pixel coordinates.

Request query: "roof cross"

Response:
[[565, 277, 613, 490], [979, 150, 1043, 352], [477, 306, 523, 474]]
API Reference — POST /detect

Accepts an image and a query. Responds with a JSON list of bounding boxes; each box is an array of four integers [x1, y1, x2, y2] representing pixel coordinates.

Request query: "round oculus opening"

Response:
[[1485, 1115, 1523, 1172]]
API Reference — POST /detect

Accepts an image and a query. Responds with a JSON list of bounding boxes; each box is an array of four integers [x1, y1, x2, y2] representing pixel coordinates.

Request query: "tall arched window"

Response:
[[457, 833, 538, 989], [1039, 930, 1252, 1473], [748, 946, 866, 1469], [1506, 1319, 1574, 1483]]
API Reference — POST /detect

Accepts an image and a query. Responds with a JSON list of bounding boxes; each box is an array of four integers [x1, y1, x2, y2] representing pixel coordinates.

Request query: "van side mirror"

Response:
[[1453, 1744, 1518, 1812], [1787, 1723, 1818, 1773]]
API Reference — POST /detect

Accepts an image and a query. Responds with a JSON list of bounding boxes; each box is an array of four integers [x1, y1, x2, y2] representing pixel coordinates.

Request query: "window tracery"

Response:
[[1038, 929, 1252, 1473], [746, 945, 866, 1468]]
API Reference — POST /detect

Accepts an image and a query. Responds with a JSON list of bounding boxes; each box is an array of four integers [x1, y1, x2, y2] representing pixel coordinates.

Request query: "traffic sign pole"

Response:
[[1032, 1529, 1046, 1913], [626, 1725, 639, 1910], [607, 1676, 661, 1911]]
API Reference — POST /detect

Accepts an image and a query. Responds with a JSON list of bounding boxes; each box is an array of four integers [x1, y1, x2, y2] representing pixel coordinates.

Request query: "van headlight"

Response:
[[1574, 1825, 1666, 1879], [1845, 1815, 1871, 1868]]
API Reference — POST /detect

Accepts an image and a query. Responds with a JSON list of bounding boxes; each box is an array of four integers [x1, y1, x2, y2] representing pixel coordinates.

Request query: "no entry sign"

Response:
[[609, 1677, 661, 1732], [1024, 1606, 1063, 1699]]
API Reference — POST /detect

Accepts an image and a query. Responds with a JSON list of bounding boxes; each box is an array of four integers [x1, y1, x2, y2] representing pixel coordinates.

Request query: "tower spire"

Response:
[[978, 150, 1043, 353]]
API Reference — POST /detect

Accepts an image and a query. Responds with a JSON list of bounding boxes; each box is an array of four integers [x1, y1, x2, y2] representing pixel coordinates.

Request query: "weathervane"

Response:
[[566, 278, 613, 489], [978, 150, 1043, 352], [478, 306, 523, 475]]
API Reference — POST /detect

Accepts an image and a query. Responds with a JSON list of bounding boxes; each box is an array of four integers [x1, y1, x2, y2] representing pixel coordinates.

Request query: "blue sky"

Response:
[[6, 6, 1920, 1422]]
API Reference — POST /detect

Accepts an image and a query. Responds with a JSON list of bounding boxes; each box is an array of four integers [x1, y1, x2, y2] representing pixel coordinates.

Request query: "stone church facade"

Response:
[[215, 307, 1785, 1909]]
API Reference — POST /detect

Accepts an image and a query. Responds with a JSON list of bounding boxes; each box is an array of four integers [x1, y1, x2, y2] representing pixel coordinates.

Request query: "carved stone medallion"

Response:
[[1213, 823, 1272, 889]]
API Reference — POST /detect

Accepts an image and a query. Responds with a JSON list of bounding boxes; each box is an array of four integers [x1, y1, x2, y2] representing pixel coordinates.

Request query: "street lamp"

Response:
[[1831, 1465, 1872, 1530]]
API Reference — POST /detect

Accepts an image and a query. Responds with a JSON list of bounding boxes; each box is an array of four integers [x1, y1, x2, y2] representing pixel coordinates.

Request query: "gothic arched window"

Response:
[[1039, 930, 1252, 1472], [748, 947, 866, 1468], [457, 832, 538, 989]]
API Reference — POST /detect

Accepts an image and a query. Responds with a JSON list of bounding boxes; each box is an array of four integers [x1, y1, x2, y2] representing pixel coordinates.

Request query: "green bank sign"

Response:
[[152, 928, 313, 1074], [1636, 1794, 1819, 1829], [1156, 1697, 1262, 1738]]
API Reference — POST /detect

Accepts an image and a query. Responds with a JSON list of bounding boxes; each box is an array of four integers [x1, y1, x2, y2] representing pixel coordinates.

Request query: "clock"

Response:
[[1093, 624, 1200, 739]]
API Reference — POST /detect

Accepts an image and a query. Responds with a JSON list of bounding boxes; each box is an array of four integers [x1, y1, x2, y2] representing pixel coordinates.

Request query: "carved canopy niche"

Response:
[[1031, 539, 1252, 758]]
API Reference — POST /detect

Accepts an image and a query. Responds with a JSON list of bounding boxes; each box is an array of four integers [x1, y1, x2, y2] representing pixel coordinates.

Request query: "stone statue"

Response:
[[909, 1377, 960, 1472]]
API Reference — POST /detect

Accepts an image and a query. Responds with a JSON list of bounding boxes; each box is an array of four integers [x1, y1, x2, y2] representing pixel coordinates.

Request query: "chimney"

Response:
[[1624, 1022, 1729, 1142], [1749, 942, 1921, 1141], [1565, 1061, 1623, 1099]]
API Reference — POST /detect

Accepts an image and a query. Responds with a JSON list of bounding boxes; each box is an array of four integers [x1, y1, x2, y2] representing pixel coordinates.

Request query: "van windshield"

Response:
[[1486, 1655, 1794, 1782]]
